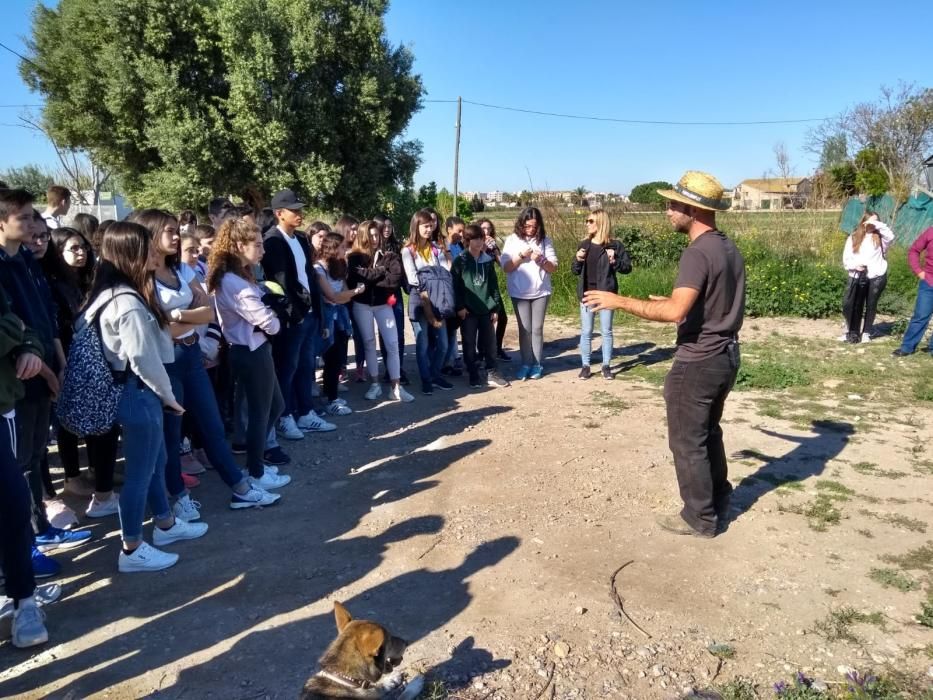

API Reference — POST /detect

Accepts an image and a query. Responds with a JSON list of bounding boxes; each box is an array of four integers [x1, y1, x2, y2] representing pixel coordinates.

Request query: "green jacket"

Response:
[[452, 251, 502, 315], [0, 284, 45, 414]]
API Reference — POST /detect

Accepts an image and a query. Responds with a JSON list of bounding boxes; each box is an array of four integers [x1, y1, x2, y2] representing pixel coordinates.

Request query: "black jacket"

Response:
[[347, 250, 403, 307], [570, 239, 632, 300], [261, 227, 322, 325]]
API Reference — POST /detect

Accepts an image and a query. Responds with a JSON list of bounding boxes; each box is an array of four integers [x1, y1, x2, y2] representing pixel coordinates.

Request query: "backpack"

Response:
[[415, 265, 456, 319], [56, 292, 136, 437]]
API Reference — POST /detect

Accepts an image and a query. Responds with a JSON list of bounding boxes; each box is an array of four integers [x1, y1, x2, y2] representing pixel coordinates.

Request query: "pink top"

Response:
[[213, 273, 280, 350], [909, 227, 933, 278]]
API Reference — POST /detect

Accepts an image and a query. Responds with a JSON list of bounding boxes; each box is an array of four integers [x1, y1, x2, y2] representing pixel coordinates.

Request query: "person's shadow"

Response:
[[610, 344, 675, 376], [421, 636, 512, 692], [731, 420, 854, 519]]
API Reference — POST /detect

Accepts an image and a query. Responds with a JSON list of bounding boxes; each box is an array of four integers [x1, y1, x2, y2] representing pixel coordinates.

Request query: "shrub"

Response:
[[744, 258, 845, 318], [615, 224, 686, 268]]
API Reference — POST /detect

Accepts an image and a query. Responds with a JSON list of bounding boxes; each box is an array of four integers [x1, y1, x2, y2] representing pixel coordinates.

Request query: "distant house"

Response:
[[732, 178, 811, 210], [66, 190, 133, 222]]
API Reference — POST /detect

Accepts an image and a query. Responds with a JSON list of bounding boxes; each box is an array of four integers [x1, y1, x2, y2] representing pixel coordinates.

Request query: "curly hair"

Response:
[[206, 218, 261, 293]]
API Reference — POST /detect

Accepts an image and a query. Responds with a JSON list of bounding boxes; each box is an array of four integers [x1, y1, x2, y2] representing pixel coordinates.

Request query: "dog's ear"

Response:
[[334, 601, 353, 632], [357, 626, 387, 658]]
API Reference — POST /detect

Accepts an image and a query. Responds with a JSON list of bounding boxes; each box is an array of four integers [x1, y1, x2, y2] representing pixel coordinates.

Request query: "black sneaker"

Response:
[[433, 377, 454, 390], [469, 373, 483, 388], [892, 348, 914, 357], [421, 381, 433, 395], [231, 443, 248, 455], [601, 365, 612, 380], [578, 367, 591, 379], [441, 365, 463, 377], [497, 350, 512, 362], [487, 371, 511, 388], [263, 446, 291, 466]]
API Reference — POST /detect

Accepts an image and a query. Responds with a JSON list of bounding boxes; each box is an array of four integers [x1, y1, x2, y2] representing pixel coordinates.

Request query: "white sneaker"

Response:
[[390, 385, 415, 402], [86, 492, 120, 518], [297, 410, 336, 432], [173, 494, 201, 522], [277, 415, 305, 440], [230, 486, 281, 509], [861, 333, 871, 343], [250, 471, 292, 490], [327, 400, 353, 416], [837, 333, 848, 342], [153, 518, 209, 546], [365, 383, 383, 401], [118, 541, 179, 573]]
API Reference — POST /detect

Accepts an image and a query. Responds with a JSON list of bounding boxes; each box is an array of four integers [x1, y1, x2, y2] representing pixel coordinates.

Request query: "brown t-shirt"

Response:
[[673, 230, 746, 362]]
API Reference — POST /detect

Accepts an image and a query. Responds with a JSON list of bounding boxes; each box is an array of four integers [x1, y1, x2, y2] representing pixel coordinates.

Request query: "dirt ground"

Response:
[[1, 317, 932, 699]]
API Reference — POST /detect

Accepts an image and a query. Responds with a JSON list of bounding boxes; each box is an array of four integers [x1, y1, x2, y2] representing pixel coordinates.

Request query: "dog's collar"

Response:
[[315, 669, 373, 690]]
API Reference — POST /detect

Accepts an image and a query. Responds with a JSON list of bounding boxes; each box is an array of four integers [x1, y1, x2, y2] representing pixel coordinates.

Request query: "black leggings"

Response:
[[844, 273, 887, 340], [324, 331, 349, 402]]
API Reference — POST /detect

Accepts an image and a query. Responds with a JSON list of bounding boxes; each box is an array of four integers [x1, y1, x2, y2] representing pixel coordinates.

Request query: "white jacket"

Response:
[[843, 221, 895, 280]]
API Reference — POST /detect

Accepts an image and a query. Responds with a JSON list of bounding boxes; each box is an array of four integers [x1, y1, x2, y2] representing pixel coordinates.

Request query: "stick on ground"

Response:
[[609, 560, 652, 638]]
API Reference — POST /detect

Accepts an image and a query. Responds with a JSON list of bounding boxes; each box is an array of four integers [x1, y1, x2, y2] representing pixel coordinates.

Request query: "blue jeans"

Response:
[[899, 279, 933, 353], [273, 312, 318, 417], [117, 379, 171, 544], [164, 342, 248, 497], [411, 317, 448, 383], [580, 304, 614, 366]]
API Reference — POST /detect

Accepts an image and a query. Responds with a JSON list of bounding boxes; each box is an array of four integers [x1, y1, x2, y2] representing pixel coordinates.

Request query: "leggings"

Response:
[[351, 302, 400, 380], [323, 330, 349, 402], [512, 296, 550, 366], [229, 342, 284, 478]]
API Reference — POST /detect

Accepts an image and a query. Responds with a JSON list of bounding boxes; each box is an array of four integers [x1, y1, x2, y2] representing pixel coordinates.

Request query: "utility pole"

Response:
[[453, 96, 462, 217]]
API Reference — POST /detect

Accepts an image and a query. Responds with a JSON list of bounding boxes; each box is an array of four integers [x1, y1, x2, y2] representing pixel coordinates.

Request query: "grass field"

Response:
[[481, 208, 918, 322]]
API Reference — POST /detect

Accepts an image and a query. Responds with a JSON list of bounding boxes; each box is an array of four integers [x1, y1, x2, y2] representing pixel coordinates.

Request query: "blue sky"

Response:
[[2, 0, 931, 195]]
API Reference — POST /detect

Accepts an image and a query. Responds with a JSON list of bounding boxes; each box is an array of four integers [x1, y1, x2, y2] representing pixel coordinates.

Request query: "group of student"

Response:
[[0, 178, 639, 650]]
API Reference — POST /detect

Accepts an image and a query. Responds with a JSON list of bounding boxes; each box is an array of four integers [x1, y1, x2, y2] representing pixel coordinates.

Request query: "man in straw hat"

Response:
[[583, 171, 745, 538]]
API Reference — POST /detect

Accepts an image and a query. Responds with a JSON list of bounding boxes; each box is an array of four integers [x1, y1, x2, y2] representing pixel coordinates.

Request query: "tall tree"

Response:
[[808, 83, 933, 205], [628, 181, 673, 208], [21, 0, 423, 212]]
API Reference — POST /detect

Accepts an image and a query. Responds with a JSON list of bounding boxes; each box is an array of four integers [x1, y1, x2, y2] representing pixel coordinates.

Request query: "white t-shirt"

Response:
[[281, 228, 310, 293], [499, 234, 558, 299], [156, 264, 196, 339]]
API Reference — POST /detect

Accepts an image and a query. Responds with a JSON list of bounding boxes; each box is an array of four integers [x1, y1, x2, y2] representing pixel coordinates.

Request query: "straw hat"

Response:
[[657, 171, 730, 211]]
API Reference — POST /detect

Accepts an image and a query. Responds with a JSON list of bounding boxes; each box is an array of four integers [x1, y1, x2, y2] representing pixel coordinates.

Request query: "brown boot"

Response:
[[656, 512, 715, 538]]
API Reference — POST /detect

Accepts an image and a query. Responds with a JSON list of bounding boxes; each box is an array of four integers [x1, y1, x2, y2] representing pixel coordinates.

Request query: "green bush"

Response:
[[744, 257, 846, 318], [615, 224, 686, 268]]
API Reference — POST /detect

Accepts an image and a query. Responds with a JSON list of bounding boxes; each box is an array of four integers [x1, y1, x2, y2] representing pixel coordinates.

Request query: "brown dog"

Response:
[[300, 602, 424, 699]]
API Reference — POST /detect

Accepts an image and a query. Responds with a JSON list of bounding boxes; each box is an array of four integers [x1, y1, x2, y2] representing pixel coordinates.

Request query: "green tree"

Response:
[[854, 147, 890, 196], [828, 161, 857, 197], [628, 181, 674, 208], [819, 133, 849, 171], [518, 190, 534, 206], [21, 0, 423, 212], [416, 181, 438, 209], [470, 194, 484, 213], [0, 164, 55, 198], [435, 188, 471, 221], [572, 185, 587, 206]]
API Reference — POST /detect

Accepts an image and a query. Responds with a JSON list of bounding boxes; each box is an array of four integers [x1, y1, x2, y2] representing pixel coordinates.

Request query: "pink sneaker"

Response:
[[182, 473, 200, 489]]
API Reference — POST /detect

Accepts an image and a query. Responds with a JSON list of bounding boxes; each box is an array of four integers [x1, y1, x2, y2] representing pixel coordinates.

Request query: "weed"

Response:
[[882, 542, 933, 572], [814, 607, 885, 642], [588, 390, 629, 415], [918, 595, 933, 629], [757, 473, 806, 490], [416, 679, 449, 700], [716, 677, 758, 700], [708, 642, 735, 659], [756, 399, 784, 419], [816, 480, 856, 500], [859, 510, 927, 533], [794, 494, 842, 531], [852, 461, 909, 479], [736, 360, 809, 390], [868, 568, 919, 592]]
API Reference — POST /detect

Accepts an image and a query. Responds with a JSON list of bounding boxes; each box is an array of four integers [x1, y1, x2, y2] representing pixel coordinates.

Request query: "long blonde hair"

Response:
[[851, 213, 881, 254], [351, 219, 377, 258], [588, 208, 612, 245]]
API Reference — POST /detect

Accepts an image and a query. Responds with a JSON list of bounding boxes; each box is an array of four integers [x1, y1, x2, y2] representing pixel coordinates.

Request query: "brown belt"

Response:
[[174, 332, 200, 347]]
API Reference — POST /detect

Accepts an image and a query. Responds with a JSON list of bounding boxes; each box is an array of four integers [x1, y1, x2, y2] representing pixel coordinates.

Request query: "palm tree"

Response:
[[572, 186, 588, 206]]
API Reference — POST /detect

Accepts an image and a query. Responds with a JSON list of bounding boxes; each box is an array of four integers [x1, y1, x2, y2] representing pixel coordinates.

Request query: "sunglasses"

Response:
[[585, 218, 595, 224]]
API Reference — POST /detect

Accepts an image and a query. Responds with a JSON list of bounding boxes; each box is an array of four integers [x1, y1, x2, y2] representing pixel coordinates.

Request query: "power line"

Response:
[[0, 40, 39, 70], [426, 96, 830, 126]]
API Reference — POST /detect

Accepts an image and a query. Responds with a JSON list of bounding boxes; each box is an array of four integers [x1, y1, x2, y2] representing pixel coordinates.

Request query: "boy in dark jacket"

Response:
[[0, 189, 91, 556], [0, 280, 61, 647], [452, 225, 510, 389]]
